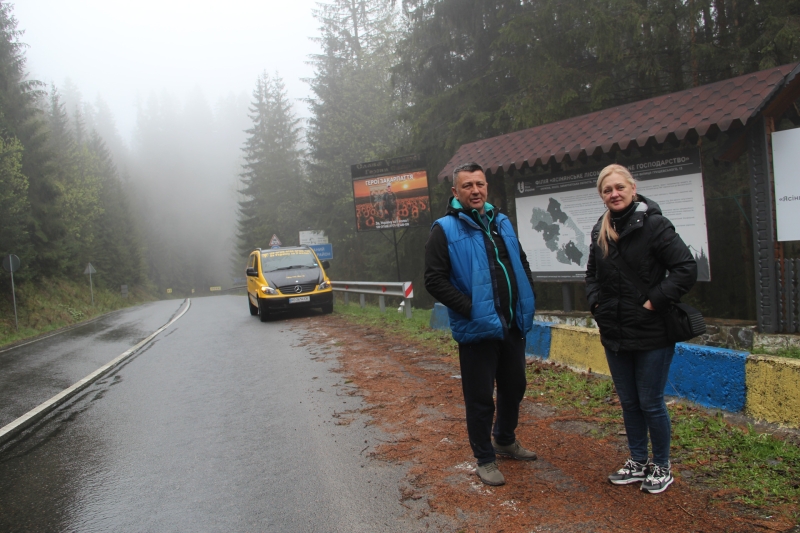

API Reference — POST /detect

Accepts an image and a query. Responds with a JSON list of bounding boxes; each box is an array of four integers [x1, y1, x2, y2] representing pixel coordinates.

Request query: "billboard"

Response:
[[514, 149, 711, 282], [351, 154, 431, 231], [771, 128, 800, 242]]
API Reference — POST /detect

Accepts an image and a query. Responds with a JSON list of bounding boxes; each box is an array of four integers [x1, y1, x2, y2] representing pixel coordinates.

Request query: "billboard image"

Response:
[[514, 150, 711, 282], [351, 154, 431, 231]]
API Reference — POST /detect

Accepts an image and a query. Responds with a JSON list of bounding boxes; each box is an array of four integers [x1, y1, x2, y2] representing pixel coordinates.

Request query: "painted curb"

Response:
[[0, 298, 192, 447], [746, 355, 800, 426], [668, 343, 748, 412], [430, 305, 800, 426]]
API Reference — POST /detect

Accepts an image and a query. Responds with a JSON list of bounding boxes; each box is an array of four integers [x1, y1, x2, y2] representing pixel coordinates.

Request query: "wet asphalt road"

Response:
[[0, 295, 437, 532], [0, 300, 186, 428]]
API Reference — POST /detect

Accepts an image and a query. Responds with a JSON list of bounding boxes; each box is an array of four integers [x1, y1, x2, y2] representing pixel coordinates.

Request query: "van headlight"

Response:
[[261, 285, 277, 294], [318, 280, 331, 290]]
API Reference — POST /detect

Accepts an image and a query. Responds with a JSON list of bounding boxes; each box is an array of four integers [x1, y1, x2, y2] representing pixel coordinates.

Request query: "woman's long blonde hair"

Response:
[[596, 164, 637, 257]]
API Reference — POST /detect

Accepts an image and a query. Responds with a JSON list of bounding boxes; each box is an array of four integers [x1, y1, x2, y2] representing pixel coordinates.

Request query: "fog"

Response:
[[15, 0, 321, 289]]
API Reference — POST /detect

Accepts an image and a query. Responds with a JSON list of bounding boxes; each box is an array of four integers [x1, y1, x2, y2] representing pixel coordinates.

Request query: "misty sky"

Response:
[[15, 0, 321, 141]]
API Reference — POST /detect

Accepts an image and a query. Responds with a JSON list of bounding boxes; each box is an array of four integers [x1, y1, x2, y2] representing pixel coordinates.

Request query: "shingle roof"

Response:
[[438, 63, 800, 181]]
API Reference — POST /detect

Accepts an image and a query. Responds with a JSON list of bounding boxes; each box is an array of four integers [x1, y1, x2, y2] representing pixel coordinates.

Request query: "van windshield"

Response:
[[261, 250, 318, 272]]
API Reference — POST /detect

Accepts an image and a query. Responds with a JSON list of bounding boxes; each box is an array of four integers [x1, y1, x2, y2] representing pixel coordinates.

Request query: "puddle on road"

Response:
[[95, 324, 146, 343]]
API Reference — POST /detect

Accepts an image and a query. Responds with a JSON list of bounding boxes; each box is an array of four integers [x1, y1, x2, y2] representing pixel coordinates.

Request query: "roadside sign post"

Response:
[[2, 254, 20, 331], [84, 263, 97, 305]]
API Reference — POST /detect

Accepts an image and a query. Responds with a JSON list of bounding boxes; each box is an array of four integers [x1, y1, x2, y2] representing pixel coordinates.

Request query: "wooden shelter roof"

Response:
[[438, 63, 800, 181]]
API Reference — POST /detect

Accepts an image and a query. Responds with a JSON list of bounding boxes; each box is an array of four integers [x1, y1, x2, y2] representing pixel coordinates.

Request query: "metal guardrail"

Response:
[[332, 281, 414, 318]]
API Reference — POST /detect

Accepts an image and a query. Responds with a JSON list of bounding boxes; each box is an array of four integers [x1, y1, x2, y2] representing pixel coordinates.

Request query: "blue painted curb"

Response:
[[667, 343, 748, 412], [526, 322, 552, 359], [430, 303, 451, 331]]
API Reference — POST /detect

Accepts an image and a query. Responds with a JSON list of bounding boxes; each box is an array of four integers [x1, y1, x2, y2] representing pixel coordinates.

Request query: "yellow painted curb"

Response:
[[549, 325, 610, 376], [746, 355, 800, 427]]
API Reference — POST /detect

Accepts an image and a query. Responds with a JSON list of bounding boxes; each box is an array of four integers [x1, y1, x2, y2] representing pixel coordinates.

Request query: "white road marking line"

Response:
[[0, 299, 192, 447]]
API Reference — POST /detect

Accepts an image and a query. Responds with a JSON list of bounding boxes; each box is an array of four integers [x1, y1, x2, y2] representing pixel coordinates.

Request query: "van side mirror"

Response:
[[321, 260, 330, 270], [245, 267, 258, 277]]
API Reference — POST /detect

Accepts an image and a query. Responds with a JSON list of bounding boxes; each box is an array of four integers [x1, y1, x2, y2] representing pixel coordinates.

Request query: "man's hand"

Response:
[[643, 300, 655, 311]]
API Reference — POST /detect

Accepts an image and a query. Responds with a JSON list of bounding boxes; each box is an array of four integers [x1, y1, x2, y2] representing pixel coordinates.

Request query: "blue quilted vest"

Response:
[[433, 202, 535, 344]]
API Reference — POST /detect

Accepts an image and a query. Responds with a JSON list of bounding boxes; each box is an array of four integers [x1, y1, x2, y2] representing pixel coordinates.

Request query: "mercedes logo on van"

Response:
[[294, 285, 303, 293]]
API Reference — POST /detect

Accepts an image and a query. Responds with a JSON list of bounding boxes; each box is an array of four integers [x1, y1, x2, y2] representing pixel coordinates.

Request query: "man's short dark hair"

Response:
[[452, 162, 484, 183]]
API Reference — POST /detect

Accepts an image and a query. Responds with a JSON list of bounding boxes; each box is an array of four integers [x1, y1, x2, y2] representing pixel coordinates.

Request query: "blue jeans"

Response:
[[604, 346, 675, 466]]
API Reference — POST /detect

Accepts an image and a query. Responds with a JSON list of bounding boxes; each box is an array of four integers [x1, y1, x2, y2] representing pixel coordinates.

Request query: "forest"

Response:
[[1, 0, 799, 318]]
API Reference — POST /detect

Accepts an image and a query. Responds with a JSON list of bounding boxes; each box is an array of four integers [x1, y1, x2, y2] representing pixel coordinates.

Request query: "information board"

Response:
[[351, 154, 431, 231], [771, 128, 800, 242], [514, 150, 711, 281]]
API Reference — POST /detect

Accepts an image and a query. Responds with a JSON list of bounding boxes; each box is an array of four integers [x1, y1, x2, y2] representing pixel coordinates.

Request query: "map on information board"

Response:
[[514, 150, 711, 282]]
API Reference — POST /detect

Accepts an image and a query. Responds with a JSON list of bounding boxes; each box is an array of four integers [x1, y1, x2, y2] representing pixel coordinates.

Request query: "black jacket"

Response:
[[585, 195, 697, 351], [424, 198, 534, 326]]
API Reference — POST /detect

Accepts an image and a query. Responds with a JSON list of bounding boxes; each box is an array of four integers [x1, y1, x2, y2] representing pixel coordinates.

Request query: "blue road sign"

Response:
[[310, 244, 333, 260]]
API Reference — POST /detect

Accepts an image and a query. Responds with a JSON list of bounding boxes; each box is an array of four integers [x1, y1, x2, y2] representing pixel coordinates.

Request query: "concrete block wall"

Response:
[[430, 303, 800, 427]]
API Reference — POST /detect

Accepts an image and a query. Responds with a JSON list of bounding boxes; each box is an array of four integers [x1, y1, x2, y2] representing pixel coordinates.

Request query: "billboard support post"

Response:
[[393, 228, 401, 282]]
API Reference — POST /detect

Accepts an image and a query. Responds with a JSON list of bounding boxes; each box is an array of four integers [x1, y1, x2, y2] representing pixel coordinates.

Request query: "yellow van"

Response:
[[246, 246, 333, 321]]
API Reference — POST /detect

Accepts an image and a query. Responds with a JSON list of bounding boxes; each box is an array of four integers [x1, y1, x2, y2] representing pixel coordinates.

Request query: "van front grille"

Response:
[[277, 283, 317, 295]]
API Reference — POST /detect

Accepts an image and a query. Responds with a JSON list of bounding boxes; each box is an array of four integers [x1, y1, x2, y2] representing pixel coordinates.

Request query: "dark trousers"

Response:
[[458, 330, 527, 465], [604, 345, 675, 466]]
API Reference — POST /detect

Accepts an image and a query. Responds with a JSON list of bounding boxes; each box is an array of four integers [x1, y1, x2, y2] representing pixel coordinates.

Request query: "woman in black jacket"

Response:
[[585, 164, 697, 494]]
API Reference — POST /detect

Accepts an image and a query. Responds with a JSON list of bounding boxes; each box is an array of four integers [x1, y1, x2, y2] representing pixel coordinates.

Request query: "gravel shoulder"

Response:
[[295, 313, 799, 533]]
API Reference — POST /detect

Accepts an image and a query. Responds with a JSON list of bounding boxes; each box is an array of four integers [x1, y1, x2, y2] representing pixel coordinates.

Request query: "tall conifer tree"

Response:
[[236, 72, 304, 258]]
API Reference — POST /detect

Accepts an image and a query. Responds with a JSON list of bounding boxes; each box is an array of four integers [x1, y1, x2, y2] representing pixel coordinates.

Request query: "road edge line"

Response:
[[0, 298, 192, 447]]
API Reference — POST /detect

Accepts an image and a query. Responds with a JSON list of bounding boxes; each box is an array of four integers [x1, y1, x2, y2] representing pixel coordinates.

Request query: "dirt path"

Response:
[[293, 315, 796, 533]]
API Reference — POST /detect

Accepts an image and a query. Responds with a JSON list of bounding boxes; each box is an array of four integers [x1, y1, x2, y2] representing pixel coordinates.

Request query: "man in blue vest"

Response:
[[424, 161, 537, 486]]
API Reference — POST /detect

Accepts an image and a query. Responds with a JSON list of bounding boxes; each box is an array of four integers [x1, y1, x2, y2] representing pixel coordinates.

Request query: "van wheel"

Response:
[[322, 302, 333, 314], [248, 295, 258, 316], [258, 299, 270, 322]]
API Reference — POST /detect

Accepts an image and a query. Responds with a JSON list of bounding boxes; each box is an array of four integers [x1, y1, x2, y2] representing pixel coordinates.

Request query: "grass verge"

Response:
[[0, 277, 155, 348], [334, 301, 800, 520], [752, 346, 800, 360]]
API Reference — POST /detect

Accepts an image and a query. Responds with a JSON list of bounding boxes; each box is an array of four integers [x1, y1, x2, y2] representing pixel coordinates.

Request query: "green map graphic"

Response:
[[530, 198, 589, 267]]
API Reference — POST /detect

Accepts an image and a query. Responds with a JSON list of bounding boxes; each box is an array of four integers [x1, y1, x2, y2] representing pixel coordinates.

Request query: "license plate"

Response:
[[289, 296, 310, 304]]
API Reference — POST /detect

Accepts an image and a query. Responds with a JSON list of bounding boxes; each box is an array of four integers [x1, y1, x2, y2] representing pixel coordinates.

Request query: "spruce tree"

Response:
[[0, 1, 50, 278], [236, 72, 304, 260], [305, 0, 406, 280]]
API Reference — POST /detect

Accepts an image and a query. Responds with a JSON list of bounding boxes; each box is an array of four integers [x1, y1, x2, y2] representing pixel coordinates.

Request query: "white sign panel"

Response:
[[771, 128, 800, 242], [299, 230, 328, 245], [514, 150, 711, 281]]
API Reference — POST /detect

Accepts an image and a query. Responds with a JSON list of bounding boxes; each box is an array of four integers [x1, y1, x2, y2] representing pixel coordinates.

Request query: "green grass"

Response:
[[670, 408, 800, 508], [335, 301, 800, 519], [526, 361, 617, 419], [752, 346, 800, 360], [333, 299, 458, 356], [0, 277, 155, 348]]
